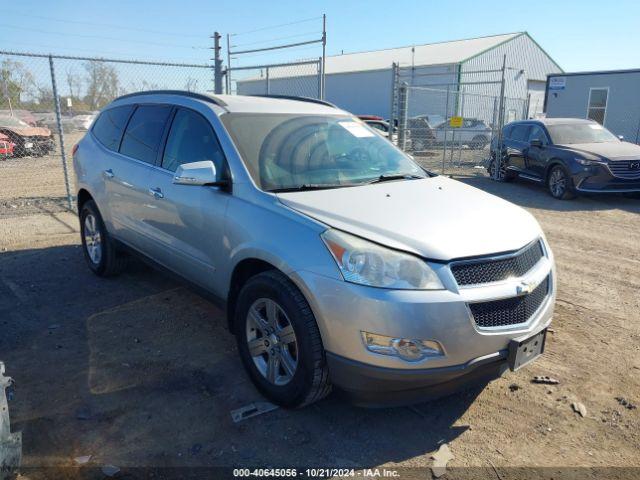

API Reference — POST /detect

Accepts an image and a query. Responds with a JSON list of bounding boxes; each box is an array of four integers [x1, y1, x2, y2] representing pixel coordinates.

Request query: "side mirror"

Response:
[[173, 160, 227, 187], [618, 135, 624, 141], [530, 139, 543, 148]]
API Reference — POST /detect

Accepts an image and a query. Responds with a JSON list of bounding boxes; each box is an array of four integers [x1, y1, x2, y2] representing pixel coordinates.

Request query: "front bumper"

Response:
[[571, 163, 640, 193], [290, 247, 555, 404], [327, 351, 509, 407]]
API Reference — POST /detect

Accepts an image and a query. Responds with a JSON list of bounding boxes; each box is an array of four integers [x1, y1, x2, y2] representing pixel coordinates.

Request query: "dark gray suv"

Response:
[[489, 118, 640, 199]]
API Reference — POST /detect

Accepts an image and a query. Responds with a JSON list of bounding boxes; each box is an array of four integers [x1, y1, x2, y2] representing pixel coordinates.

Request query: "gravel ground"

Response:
[[0, 155, 639, 478]]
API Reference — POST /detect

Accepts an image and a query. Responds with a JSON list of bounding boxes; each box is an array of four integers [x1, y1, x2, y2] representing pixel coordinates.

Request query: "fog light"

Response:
[[361, 332, 444, 362]]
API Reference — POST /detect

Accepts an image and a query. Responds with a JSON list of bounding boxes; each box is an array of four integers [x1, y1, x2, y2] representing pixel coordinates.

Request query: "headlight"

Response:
[[321, 229, 444, 290], [575, 157, 605, 166]]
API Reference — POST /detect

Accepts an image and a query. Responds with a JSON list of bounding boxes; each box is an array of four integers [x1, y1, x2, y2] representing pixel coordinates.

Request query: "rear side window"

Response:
[[92, 105, 134, 151], [161, 108, 225, 173], [120, 105, 173, 164], [510, 125, 531, 142]]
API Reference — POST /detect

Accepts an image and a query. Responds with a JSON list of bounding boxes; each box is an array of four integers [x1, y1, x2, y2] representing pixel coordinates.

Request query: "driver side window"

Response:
[[528, 125, 548, 145], [162, 108, 225, 174]]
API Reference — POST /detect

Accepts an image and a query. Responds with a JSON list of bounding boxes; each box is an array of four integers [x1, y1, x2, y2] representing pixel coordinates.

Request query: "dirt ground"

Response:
[[0, 149, 639, 478]]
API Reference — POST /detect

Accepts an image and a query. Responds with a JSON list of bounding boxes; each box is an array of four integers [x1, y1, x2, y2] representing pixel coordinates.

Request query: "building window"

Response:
[[587, 88, 608, 125]]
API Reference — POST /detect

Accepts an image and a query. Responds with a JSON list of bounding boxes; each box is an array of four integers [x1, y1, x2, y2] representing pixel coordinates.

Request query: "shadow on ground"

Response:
[[1, 244, 479, 470]]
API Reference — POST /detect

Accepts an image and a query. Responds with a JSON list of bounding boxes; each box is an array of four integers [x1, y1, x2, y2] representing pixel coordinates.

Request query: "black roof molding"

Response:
[[114, 90, 227, 108], [252, 94, 337, 108]]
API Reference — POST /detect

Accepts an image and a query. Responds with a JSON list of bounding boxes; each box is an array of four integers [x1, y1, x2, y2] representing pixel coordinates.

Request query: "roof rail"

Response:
[[113, 90, 228, 108], [252, 94, 336, 108]]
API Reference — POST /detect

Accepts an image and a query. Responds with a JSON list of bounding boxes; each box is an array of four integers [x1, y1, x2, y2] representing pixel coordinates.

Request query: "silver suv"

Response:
[[73, 91, 556, 407]]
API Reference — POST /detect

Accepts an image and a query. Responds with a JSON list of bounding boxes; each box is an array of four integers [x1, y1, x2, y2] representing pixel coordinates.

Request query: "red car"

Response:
[[0, 133, 15, 159]]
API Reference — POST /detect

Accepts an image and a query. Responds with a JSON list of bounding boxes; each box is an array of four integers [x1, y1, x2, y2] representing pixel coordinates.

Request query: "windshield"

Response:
[[221, 113, 426, 191], [547, 123, 619, 144]]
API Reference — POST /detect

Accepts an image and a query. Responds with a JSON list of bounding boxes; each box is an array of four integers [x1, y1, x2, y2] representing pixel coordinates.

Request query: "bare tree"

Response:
[[184, 77, 198, 92], [0, 59, 37, 108], [65, 66, 83, 100], [83, 60, 120, 109]]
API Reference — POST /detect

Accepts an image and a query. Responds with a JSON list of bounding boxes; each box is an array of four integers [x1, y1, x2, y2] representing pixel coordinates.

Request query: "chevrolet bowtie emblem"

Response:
[[516, 281, 536, 295]]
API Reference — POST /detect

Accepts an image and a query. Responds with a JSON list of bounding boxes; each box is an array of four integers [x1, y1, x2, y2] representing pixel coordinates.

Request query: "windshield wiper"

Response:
[[365, 174, 426, 185], [269, 183, 355, 193]]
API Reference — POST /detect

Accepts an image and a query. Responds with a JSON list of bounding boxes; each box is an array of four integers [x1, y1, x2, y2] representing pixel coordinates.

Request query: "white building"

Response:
[[237, 32, 562, 120]]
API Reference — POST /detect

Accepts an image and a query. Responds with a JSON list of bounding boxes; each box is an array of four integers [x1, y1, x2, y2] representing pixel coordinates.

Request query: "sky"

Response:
[[1, 0, 639, 73]]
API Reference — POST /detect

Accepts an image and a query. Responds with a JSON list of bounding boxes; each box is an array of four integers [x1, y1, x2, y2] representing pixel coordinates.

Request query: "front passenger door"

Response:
[[142, 107, 230, 294]]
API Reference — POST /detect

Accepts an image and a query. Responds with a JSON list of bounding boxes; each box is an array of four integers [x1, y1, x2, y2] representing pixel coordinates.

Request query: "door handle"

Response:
[[103, 168, 115, 179], [148, 187, 164, 199]]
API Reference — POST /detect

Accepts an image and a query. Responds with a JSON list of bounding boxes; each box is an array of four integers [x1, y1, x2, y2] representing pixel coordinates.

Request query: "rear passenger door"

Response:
[[106, 104, 173, 250], [525, 125, 551, 178], [141, 107, 230, 293], [505, 124, 531, 172]]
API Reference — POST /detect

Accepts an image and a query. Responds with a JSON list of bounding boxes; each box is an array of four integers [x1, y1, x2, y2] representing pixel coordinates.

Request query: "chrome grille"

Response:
[[469, 276, 549, 328], [608, 160, 640, 179], [451, 241, 544, 286]]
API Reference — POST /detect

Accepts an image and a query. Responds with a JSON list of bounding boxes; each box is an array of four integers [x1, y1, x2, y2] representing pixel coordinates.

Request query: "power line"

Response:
[[231, 31, 321, 48], [1, 8, 207, 38], [0, 24, 209, 50], [0, 40, 208, 64], [231, 44, 320, 62], [231, 16, 321, 37]]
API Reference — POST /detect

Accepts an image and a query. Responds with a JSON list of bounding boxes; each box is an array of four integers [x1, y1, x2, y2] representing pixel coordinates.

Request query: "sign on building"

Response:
[[549, 77, 566, 91]]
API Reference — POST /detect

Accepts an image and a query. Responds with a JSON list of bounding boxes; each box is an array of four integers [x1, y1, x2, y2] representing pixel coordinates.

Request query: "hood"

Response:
[[0, 126, 51, 137], [276, 176, 541, 261], [557, 141, 640, 161]]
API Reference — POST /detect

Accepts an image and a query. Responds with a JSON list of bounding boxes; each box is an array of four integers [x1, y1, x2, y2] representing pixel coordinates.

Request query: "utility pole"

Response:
[[226, 33, 232, 94], [211, 32, 223, 94], [321, 14, 326, 99]]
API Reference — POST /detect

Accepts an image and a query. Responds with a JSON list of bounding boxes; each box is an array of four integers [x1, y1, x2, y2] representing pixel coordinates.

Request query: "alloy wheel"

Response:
[[83, 213, 103, 264], [245, 298, 298, 386], [549, 168, 566, 198]]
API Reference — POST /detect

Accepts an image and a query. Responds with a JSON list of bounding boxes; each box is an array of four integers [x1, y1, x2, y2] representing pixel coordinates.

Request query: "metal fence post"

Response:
[[265, 67, 270, 94], [389, 62, 398, 132], [48, 55, 73, 211], [397, 82, 409, 151], [441, 85, 450, 175], [317, 58, 322, 99]]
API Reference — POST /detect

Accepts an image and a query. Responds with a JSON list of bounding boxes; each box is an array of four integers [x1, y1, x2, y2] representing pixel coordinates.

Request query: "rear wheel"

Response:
[[80, 200, 127, 276], [235, 270, 331, 408], [547, 165, 576, 200], [488, 156, 514, 182]]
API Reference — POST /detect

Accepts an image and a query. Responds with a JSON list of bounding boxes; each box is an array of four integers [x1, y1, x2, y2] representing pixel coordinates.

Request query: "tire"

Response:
[[235, 270, 331, 408], [547, 165, 576, 200], [79, 200, 127, 276], [469, 135, 488, 150], [488, 156, 514, 182]]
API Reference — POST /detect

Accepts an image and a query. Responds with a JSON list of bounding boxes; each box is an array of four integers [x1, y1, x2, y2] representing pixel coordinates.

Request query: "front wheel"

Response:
[[547, 165, 576, 200], [235, 270, 331, 408]]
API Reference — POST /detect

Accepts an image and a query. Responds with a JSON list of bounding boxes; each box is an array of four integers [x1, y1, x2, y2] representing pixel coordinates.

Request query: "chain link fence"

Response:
[[389, 61, 530, 178], [0, 51, 215, 217], [231, 59, 323, 98], [395, 85, 528, 176]]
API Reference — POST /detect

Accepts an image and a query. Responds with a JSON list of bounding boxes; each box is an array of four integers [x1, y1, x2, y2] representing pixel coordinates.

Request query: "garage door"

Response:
[[527, 80, 546, 118]]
